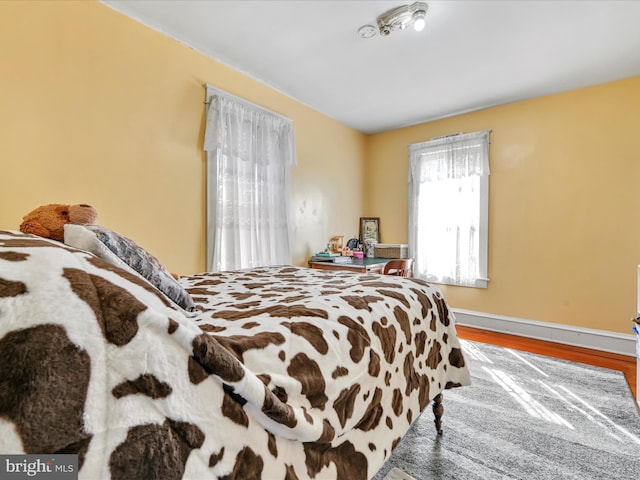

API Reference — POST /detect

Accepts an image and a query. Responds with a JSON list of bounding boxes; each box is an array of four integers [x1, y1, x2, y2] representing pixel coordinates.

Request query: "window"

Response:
[[408, 130, 490, 288], [204, 87, 296, 272]]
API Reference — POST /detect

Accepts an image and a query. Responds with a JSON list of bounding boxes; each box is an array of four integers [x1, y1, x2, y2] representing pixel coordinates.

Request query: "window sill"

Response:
[[426, 277, 489, 289]]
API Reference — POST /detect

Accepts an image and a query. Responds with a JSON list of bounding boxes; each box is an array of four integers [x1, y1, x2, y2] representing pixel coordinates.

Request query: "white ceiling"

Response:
[[101, 0, 640, 134]]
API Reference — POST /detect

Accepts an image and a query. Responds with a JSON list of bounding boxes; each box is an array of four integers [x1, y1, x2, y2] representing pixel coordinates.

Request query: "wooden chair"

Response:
[[382, 258, 413, 277]]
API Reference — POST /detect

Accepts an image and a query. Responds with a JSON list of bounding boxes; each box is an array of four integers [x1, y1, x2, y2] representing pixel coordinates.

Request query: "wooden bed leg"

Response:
[[432, 393, 444, 435]]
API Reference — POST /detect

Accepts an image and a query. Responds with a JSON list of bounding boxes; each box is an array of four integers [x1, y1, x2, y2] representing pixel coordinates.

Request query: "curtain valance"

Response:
[[204, 92, 296, 167], [409, 130, 490, 183]]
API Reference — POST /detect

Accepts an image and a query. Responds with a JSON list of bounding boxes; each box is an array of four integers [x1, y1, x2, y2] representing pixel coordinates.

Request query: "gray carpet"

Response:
[[374, 340, 640, 480]]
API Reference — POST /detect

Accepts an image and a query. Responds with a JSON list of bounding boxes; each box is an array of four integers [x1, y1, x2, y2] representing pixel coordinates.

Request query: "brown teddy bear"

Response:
[[20, 203, 99, 242]]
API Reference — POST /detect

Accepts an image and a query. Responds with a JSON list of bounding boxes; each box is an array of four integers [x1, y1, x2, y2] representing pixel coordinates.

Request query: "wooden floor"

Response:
[[456, 325, 638, 402]]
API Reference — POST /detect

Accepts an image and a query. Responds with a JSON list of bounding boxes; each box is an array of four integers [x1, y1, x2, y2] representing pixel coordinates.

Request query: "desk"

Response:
[[308, 258, 390, 274]]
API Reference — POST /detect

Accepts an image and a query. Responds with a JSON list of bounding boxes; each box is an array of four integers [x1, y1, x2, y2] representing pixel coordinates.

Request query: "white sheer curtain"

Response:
[[408, 131, 490, 287], [204, 92, 296, 272]]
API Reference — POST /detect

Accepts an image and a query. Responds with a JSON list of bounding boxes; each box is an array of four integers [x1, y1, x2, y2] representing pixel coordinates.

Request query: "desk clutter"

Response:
[[314, 234, 408, 261], [314, 235, 366, 261], [310, 255, 355, 265]]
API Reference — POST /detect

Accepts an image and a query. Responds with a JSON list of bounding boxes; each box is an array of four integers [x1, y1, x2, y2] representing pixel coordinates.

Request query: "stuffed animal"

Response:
[[19, 203, 99, 242]]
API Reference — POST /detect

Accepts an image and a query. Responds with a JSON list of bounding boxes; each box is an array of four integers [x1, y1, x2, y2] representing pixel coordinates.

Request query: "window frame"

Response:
[[409, 130, 490, 289]]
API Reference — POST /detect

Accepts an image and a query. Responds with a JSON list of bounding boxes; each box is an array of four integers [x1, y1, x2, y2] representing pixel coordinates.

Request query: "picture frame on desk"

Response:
[[359, 217, 380, 244]]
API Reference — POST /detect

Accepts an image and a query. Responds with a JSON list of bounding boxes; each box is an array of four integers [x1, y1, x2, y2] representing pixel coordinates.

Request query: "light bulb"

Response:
[[413, 17, 425, 32]]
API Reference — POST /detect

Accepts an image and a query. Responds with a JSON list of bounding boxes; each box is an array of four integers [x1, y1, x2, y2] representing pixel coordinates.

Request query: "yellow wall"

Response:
[[366, 76, 640, 335], [0, 1, 365, 274], [2, 1, 639, 337]]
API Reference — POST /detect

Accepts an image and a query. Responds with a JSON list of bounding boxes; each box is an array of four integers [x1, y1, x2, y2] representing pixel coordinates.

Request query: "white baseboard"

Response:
[[452, 308, 636, 357]]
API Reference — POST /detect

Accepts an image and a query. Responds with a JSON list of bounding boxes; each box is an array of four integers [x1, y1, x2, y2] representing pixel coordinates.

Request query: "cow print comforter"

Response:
[[0, 230, 471, 479]]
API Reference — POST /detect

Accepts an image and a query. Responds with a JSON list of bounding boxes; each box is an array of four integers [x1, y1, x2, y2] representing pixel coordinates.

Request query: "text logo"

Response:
[[0, 455, 77, 480]]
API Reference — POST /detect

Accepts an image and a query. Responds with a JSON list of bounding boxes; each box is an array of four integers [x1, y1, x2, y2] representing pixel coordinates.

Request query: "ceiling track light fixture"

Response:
[[377, 1, 428, 36]]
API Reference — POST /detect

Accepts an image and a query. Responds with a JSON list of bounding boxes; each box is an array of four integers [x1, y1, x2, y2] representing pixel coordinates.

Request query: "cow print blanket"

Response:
[[0, 230, 471, 479]]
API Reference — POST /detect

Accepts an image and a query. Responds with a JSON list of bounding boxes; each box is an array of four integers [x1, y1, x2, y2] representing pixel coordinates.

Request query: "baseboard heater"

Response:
[[453, 308, 636, 357]]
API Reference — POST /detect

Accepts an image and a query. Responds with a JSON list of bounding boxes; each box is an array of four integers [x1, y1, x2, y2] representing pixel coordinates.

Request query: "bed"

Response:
[[0, 229, 471, 479]]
